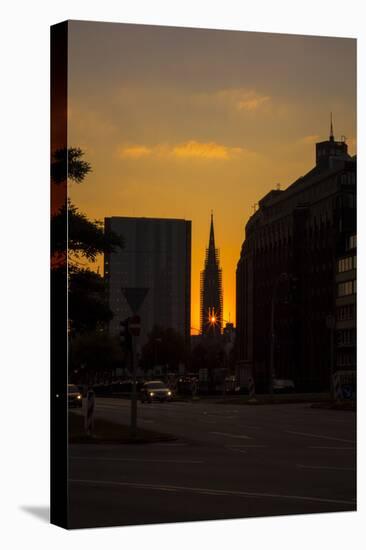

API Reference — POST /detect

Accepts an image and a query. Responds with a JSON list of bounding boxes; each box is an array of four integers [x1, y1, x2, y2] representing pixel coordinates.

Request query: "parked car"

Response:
[[140, 381, 173, 403], [68, 384, 83, 408], [272, 378, 295, 393]]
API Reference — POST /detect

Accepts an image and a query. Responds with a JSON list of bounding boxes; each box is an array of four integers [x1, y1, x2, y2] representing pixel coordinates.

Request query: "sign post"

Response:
[[128, 315, 141, 439], [121, 287, 149, 441]]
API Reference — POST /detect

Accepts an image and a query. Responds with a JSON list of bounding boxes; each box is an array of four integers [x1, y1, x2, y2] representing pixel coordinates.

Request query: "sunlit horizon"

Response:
[[67, 21, 356, 333]]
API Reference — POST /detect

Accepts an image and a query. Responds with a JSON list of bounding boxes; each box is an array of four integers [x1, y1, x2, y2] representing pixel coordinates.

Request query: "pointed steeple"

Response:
[[209, 210, 215, 250], [330, 112, 334, 142], [200, 211, 223, 337]]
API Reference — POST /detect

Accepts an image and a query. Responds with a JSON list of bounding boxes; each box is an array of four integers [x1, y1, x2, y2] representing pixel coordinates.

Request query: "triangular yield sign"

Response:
[[122, 287, 149, 314]]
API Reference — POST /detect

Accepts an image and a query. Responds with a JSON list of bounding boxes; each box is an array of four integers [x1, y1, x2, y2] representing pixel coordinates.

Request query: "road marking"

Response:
[[154, 442, 187, 447], [286, 430, 354, 444], [69, 478, 355, 506], [205, 413, 236, 419], [229, 445, 267, 448], [70, 456, 204, 464], [296, 464, 355, 472], [210, 431, 251, 440], [309, 446, 356, 451]]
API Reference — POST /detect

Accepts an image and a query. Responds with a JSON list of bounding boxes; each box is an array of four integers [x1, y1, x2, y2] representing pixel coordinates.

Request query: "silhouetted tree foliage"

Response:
[[190, 340, 223, 373], [141, 326, 186, 372], [190, 343, 208, 372], [51, 147, 123, 335], [51, 147, 92, 184], [52, 200, 123, 262], [69, 269, 113, 333], [70, 330, 122, 377]]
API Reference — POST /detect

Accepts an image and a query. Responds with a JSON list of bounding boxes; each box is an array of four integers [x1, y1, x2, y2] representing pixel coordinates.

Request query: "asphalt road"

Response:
[[68, 397, 356, 529]]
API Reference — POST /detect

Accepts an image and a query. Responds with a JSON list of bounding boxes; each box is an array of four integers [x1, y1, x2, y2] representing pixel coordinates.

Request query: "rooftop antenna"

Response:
[[276, 182, 281, 191], [330, 112, 334, 141]]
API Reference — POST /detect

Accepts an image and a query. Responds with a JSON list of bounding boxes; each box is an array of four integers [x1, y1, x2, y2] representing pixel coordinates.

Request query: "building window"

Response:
[[338, 256, 354, 273], [336, 304, 355, 321], [337, 280, 355, 297], [346, 234, 357, 251], [336, 329, 356, 347], [336, 350, 355, 367]]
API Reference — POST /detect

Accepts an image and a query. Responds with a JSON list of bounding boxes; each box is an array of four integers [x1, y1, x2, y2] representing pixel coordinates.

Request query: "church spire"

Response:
[[200, 211, 223, 337], [209, 210, 215, 250], [330, 112, 334, 141]]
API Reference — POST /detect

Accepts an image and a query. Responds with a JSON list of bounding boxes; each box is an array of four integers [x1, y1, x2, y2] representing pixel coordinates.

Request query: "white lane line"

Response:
[[229, 445, 267, 448], [69, 479, 355, 506], [205, 414, 236, 419], [210, 431, 252, 440], [286, 430, 354, 444], [309, 446, 356, 450], [154, 443, 187, 447], [95, 404, 127, 411], [297, 464, 355, 472], [70, 456, 204, 464]]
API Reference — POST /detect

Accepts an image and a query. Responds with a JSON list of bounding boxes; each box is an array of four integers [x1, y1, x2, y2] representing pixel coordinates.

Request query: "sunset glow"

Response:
[[67, 22, 356, 333]]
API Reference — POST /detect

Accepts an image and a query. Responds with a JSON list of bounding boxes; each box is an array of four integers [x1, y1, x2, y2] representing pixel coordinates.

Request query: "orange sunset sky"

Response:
[[67, 21, 356, 332]]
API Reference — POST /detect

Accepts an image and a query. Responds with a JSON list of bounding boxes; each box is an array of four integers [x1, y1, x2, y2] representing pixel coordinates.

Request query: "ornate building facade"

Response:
[[236, 126, 356, 392]]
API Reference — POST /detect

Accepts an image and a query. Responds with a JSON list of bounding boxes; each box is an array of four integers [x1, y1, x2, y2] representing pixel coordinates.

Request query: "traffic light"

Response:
[[119, 318, 132, 350]]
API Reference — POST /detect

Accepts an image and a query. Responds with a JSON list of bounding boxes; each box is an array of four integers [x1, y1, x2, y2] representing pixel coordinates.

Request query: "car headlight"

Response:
[[150, 392, 154, 396]]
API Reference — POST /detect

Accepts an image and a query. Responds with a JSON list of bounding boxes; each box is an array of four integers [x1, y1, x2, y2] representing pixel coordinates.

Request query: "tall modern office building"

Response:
[[200, 212, 223, 337], [104, 217, 191, 348]]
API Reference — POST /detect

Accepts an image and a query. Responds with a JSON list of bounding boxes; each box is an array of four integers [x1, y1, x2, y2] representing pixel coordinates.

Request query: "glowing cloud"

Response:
[[117, 141, 253, 161], [237, 91, 271, 111], [173, 140, 231, 159], [118, 145, 152, 158]]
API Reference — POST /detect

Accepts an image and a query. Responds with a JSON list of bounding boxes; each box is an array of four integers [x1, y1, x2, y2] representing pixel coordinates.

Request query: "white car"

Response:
[[273, 378, 295, 393], [140, 381, 173, 403]]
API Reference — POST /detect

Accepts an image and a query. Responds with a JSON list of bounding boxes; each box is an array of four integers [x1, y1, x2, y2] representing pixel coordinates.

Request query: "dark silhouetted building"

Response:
[[335, 234, 356, 372], [200, 212, 223, 337], [236, 124, 356, 392], [104, 216, 191, 348]]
